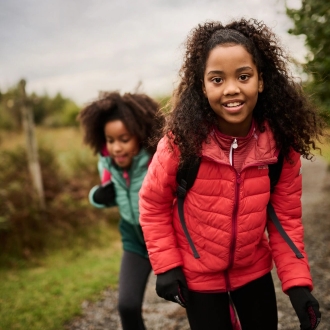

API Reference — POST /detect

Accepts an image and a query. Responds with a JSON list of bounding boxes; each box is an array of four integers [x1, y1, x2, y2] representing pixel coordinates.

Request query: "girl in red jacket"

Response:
[[139, 18, 324, 330]]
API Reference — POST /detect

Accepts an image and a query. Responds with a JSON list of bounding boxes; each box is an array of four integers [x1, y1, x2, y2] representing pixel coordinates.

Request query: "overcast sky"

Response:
[[0, 0, 304, 105]]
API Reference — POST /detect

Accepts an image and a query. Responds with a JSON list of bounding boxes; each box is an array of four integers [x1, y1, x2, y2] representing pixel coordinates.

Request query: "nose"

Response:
[[112, 141, 122, 154], [223, 79, 240, 96]]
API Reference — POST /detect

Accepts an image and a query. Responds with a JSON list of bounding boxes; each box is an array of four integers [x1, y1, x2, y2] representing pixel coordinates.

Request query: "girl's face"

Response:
[[104, 120, 140, 169], [202, 44, 263, 137]]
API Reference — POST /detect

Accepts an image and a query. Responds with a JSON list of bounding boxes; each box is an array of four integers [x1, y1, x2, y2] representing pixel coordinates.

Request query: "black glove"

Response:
[[156, 267, 189, 308], [92, 181, 115, 206], [288, 286, 321, 330]]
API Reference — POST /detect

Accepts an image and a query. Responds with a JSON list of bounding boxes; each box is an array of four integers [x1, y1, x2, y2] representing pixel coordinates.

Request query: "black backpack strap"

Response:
[[269, 151, 284, 193], [176, 158, 201, 259], [267, 203, 304, 259], [267, 151, 304, 259]]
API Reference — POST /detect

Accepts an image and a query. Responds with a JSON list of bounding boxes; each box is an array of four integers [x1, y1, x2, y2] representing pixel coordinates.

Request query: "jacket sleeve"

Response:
[[268, 149, 313, 293], [139, 137, 183, 274], [89, 155, 117, 208]]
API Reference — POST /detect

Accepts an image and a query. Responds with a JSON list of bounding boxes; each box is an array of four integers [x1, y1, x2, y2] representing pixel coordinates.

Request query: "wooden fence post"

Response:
[[19, 79, 46, 210]]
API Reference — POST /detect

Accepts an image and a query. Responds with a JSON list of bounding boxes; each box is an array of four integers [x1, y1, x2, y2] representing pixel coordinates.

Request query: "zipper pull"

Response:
[[229, 138, 238, 166], [123, 170, 130, 187]]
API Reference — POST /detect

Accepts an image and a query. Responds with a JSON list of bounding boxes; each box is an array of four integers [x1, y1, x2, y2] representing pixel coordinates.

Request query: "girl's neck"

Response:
[[215, 120, 255, 140]]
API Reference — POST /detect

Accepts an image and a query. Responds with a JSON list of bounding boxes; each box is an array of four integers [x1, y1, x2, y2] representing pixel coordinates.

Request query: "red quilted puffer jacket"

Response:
[[139, 124, 313, 293]]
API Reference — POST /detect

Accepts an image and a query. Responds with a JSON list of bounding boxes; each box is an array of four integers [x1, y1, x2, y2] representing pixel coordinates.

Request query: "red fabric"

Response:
[[230, 304, 241, 330], [139, 123, 313, 293], [213, 121, 257, 172], [101, 144, 110, 157], [101, 169, 111, 183], [101, 145, 112, 184]]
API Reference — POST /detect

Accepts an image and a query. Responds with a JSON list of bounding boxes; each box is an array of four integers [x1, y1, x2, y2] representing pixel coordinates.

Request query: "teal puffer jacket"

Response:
[[89, 148, 150, 258]]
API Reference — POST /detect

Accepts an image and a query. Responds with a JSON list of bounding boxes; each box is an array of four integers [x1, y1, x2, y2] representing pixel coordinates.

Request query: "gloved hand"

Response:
[[288, 286, 321, 330], [92, 181, 115, 206], [156, 267, 189, 308]]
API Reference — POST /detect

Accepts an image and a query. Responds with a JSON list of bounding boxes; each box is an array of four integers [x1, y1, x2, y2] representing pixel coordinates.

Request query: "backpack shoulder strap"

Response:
[[268, 151, 284, 193], [176, 157, 201, 195], [267, 151, 304, 259], [176, 157, 201, 259], [267, 203, 304, 258]]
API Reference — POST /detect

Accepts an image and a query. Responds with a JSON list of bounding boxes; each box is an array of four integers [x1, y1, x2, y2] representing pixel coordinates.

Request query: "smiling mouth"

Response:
[[114, 155, 127, 161], [224, 102, 243, 108]]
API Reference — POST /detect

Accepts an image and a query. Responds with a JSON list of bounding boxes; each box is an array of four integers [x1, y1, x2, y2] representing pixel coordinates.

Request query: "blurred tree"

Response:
[[42, 93, 80, 127], [0, 81, 80, 130], [0, 85, 22, 129], [286, 0, 330, 120]]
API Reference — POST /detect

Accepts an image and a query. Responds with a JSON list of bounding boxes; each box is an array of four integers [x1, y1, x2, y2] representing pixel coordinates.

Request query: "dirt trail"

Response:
[[66, 156, 330, 330], [273, 157, 330, 330]]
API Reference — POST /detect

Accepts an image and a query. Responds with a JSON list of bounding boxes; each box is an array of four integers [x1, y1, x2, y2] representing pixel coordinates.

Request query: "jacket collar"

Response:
[[201, 121, 278, 166]]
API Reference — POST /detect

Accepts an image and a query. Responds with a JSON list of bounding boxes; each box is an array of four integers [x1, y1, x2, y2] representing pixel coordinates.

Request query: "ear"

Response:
[[258, 73, 264, 93], [201, 80, 207, 96]]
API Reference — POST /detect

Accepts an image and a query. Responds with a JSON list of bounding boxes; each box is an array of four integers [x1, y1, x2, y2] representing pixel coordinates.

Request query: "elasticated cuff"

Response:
[[88, 185, 106, 208]]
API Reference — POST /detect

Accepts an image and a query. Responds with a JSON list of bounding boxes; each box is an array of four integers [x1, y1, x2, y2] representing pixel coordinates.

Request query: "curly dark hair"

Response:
[[165, 18, 325, 163], [78, 91, 163, 155]]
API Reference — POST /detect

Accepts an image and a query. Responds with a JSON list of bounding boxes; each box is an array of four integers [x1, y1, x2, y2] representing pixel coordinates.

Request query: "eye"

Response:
[[120, 135, 133, 143], [239, 74, 250, 81], [211, 77, 223, 84]]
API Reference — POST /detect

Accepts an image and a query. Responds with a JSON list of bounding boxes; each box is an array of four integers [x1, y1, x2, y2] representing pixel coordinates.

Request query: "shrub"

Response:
[[0, 145, 119, 267]]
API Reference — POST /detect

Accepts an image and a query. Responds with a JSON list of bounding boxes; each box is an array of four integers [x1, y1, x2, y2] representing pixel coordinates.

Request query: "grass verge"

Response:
[[0, 127, 123, 329], [0, 234, 122, 330]]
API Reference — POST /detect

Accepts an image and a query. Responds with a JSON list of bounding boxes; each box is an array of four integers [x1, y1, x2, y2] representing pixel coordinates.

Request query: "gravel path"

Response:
[[65, 157, 330, 330]]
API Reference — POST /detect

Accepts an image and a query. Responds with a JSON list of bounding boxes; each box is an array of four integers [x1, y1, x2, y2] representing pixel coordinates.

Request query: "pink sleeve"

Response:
[[100, 144, 111, 183], [101, 169, 111, 183]]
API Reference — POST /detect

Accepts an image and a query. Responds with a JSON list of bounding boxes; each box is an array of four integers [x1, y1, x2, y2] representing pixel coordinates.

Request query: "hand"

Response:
[[156, 267, 189, 308], [92, 181, 115, 206], [288, 286, 321, 330]]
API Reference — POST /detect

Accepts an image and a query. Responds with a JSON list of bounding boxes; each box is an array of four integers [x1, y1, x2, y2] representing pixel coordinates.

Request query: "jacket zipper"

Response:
[[182, 140, 277, 287], [229, 139, 239, 272], [123, 169, 130, 187], [225, 171, 241, 291], [224, 157, 279, 290], [124, 169, 136, 225], [225, 138, 239, 291]]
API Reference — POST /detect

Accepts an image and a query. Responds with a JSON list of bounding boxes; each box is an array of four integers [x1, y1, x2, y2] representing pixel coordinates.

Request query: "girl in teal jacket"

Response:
[[78, 91, 163, 330]]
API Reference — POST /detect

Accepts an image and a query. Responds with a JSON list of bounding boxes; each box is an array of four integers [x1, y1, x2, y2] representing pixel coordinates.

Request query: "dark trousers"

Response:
[[117, 251, 152, 330], [186, 272, 278, 330]]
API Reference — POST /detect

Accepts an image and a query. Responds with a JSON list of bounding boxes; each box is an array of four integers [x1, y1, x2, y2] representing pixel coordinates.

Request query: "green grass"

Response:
[[35, 127, 97, 176], [315, 130, 330, 165], [0, 127, 97, 176], [320, 142, 330, 164], [0, 241, 122, 330], [0, 127, 122, 330]]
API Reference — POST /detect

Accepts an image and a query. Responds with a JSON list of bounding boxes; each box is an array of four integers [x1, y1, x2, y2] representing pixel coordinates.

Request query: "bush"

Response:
[[0, 145, 119, 267]]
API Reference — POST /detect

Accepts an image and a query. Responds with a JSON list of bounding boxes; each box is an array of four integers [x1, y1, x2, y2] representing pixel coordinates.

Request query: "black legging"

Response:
[[117, 251, 152, 330], [186, 272, 278, 330]]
